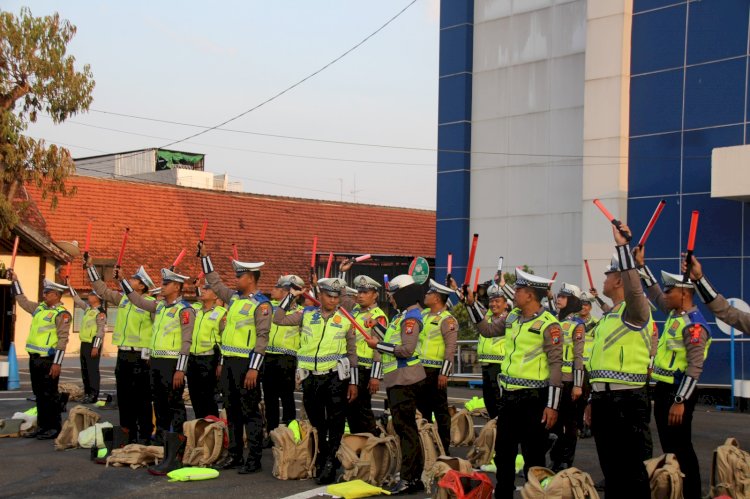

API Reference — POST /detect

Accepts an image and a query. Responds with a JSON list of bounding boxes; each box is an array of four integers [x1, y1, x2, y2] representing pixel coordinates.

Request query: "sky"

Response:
[[8, 0, 440, 210]]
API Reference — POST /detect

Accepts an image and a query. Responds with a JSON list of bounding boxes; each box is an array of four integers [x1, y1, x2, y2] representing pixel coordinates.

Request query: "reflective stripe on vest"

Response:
[[297, 307, 351, 371], [652, 309, 711, 384], [113, 295, 155, 348], [382, 309, 422, 375], [477, 311, 505, 364], [80, 307, 100, 343], [191, 305, 226, 354], [26, 304, 66, 356], [353, 305, 387, 367], [268, 300, 302, 356], [500, 308, 558, 390], [560, 319, 581, 374], [221, 293, 268, 358], [587, 302, 655, 386], [151, 301, 191, 359]]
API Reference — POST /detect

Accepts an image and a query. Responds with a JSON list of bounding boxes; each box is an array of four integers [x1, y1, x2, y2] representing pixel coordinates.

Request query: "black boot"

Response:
[[94, 426, 129, 464], [59, 392, 69, 413], [238, 458, 262, 474], [315, 458, 339, 485], [148, 432, 185, 476]]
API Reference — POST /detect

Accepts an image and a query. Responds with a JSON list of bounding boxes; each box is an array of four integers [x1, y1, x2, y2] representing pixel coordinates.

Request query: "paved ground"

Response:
[[0, 358, 748, 498]]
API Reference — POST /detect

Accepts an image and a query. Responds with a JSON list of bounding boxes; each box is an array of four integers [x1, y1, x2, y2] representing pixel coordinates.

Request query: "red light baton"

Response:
[[82, 221, 93, 267], [637, 199, 666, 247], [196, 220, 208, 257], [171, 248, 187, 271], [337, 304, 373, 341], [325, 251, 334, 278], [354, 254, 371, 263], [232, 244, 239, 261], [683, 210, 700, 283], [584, 259, 594, 290], [473, 268, 481, 292], [9, 235, 19, 269], [549, 271, 557, 290], [463, 234, 479, 286], [593, 199, 631, 242], [114, 228, 129, 279]]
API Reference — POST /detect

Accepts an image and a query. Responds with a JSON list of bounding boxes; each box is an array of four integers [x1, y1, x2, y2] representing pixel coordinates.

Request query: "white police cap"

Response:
[[161, 268, 189, 284], [514, 268, 554, 291], [354, 275, 381, 291], [132, 266, 155, 289]]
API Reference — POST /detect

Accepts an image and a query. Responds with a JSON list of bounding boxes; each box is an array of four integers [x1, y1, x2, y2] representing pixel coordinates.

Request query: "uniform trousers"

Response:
[[263, 353, 297, 432], [416, 367, 451, 453], [150, 357, 187, 434], [481, 363, 502, 420], [115, 350, 153, 442], [29, 354, 62, 432], [80, 341, 100, 398], [346, 366, 378, 434], [302, 372, 348, 467], [222, 356, 263, 464], [388, 380, 425, 482], [187, 353, 220, 419]]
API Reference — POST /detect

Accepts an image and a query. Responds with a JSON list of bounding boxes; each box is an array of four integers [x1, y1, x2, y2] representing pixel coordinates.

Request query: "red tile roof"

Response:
[[26, 176, 435, 291]]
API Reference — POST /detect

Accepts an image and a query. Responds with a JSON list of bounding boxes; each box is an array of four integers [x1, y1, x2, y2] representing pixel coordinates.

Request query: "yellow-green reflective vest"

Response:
[[80, 307, 102, 343], [151, 300, 192, 359], [499, 308, 558, 390], [268, 299, 302, 356], [382, 308, 423, 375], [587, 302, 655, 386], [418, 308, 453, 368], [114, 294, 155, 348], [298, 307, 352, 372], [191, 305, 226, 355], [477, 310, 505, 364], [352, 305, 387, 367], [26, 304, 67, 356], [560, 318, 584, 374], [652, 310, 711, 384], [572, 313, 598, 363], [221, 293, 270, 358]]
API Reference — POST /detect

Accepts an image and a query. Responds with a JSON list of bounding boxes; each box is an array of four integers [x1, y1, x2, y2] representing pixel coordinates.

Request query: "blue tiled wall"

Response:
[[629, 0, 750, 386], [436, 0, 473, 282]]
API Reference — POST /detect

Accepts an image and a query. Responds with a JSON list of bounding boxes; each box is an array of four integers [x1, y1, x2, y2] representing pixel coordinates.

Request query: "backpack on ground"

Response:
[[436, 469, 494, 499], [182, 417, 229, 467], [467, 418, 496, 467], [521, 466, 599, 499], [336, 432, 401, 487], [419, 418, 447, 486], [449, 406, 475, 447], [710, 437, 750, 498], [270, 419, 318, 480], [106, 444, 164, 469], [424, 456, 474, 496], [644, 453, 684, 499], [55, 405, 100, 450], [58, 383, 85, 402]]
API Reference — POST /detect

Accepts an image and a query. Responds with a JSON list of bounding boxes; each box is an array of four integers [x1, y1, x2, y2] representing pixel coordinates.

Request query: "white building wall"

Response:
[[470, 0, 587, 286]]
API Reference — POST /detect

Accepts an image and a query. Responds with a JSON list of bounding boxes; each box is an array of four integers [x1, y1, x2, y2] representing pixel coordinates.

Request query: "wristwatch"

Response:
[[674, 395, 685, 404]]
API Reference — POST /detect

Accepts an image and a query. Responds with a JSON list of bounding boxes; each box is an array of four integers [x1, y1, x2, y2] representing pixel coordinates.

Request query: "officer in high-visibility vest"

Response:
[[71, 287, 106, 403], [346, 274, 387, 435], [549, 283, 585, 472], [364, 274, 426, 495], [8, 273, 71, 439], [474, 267, 563, 499], [86, 260, 156, 444], [466, 281, 513, 419], [200, 248, 271, 474], [587, 224, 655, 499], [187, 283, 226, 419], [683, 253, 750, 334], [573, 291, 598, 439], [636, 251, 711, 499], [273, 277, 358, 485], [416, 279, 457, 453], [122, 269, 194, 451], [264, 274, 304, 436]]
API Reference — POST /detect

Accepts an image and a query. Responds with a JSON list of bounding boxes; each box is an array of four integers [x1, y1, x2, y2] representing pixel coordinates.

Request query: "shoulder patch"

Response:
[[181, 310, 192, 325], [60, 311, 72, 325], [376, 316, 387, 327], [549, 325, 561, 344], [689, 323, 703, 344], [260, 303, 271, 316], [574, 324, 584, 341], [446, 317, 457, 331], [404, 318, 417, 335]]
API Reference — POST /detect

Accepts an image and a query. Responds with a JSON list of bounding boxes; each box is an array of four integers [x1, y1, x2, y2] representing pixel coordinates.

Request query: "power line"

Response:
[[159, 0, 419, 149]]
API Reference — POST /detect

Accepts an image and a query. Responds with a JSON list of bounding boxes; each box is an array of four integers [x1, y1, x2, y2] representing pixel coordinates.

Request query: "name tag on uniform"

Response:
[[44, 312, 55, 322], [209, 311, 219, 320], [120, 299, 129, 308], [331, 323, 343, 329], [239, 304, 251, 316], [430, 320, 440, 325], [167, 310, 176, 318]]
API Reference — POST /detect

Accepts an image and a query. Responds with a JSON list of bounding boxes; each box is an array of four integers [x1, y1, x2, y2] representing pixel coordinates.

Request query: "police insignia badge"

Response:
[[333, 315, 342, 324], [404, 318, 416, 335], [550, 326, 561, 344]]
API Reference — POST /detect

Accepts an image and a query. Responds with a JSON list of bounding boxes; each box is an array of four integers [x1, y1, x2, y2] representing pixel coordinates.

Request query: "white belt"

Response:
[[119, 347, 144, 352]]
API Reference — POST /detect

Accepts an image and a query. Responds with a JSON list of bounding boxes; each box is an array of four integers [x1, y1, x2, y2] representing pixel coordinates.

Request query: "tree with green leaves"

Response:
[[0, 7, 94, 236]]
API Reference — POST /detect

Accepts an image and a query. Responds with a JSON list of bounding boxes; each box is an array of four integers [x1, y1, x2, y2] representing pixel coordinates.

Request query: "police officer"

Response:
[[71, 287, 106, 403], [473, 268, 563, 498], [188, 284, 226, 419], [416, 279, 457, 453], [549, 283, 585, 471], [264, 275, 304, 435], [346, 275, 387, 435], [683, 254, 750, 334], [200, 248, 270, 474], [466, 282, 512, 420], [8, 273, 71, 439], [122, 269, 194, 454], [587, 225, 654, 499], [573, 292, 598, 439], [85, 260, 156, 444], [273, 277, 358, 485], [637, 251, 711, 499], [364, 274, 426, 495]]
